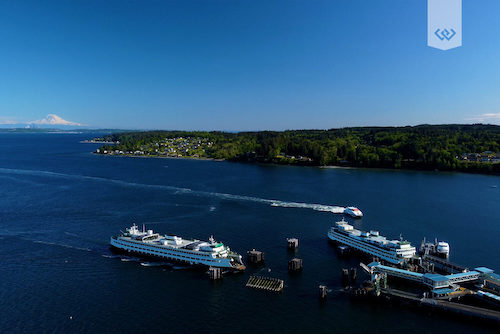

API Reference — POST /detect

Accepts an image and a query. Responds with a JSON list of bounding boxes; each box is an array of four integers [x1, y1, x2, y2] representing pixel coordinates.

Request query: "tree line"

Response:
[[99, 124, 500, 174]]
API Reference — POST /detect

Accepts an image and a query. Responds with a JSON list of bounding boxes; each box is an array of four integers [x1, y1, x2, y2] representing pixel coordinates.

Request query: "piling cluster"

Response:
[[342, 267, 357, 288], [247, 249, 265, 264], [287, 238, 299, 250], [208, 267, 222, 280], [288, 258, 303, 272]]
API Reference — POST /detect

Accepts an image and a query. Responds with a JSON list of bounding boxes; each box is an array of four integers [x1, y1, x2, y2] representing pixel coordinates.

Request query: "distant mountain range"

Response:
[[0, 114, 87, 130]]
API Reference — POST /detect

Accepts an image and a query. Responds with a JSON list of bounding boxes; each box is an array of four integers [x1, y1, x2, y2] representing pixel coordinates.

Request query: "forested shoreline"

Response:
[[96, 124, 500, 174]]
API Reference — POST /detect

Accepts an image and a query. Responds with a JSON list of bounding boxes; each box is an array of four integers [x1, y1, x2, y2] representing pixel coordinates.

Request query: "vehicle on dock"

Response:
[[110, 223, 246, 271]]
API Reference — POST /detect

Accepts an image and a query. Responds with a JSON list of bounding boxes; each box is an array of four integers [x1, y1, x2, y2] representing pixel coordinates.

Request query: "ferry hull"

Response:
[[109, 245, 207, 269]]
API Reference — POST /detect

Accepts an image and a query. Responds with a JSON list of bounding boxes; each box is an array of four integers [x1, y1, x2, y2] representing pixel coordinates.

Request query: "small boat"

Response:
[[344, 207, 363, 218]]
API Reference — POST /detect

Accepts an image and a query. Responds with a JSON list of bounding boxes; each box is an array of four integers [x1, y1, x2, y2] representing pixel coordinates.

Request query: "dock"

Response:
[[421, 298, 500, 323], [380, 288, 422, 301], [423, 254, 468, 274], [246, 276, 284, 292]]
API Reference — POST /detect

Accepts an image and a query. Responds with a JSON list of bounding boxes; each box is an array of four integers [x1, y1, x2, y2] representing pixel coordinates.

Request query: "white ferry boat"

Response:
[[344, 207, 363, 218], [328, 219, 416, 265], [110, 224, 245, 271]]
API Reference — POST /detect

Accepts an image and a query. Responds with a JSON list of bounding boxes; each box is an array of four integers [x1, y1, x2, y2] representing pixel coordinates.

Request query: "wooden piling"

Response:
[[337, 245, 349, 255], [350, 267, 357, 283], [247, 249, 264, 264], [319, 285, 328, 299], [288, 258, 303, 272], [287, 238, 299, 250], [208, 267, 222, 280], [342, 268, 349, 287]]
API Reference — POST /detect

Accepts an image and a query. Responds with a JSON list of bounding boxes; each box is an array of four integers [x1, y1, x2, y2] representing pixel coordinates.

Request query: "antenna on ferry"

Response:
[[399, 233, 403, 241], [142, 224, 145, 233]]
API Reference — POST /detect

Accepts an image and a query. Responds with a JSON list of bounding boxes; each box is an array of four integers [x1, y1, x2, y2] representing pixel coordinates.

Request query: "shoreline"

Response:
[[93, 152, 225, 162], [92, 152, 500, 176], [80, 140, 118, 144]]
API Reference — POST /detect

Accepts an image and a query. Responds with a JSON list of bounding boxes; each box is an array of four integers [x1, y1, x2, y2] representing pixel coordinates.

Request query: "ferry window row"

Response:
[[115, 241, 218, 263], [334, 234, 397, 259], [122, 239, 212, 257]]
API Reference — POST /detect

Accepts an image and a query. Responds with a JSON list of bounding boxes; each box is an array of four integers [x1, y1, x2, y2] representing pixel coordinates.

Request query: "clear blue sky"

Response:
[[1, 0, 499, 130]]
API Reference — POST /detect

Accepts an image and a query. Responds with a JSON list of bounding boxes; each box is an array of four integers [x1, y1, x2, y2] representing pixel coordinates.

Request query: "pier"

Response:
[[367, 262, 482, 289], [372, 288, 500, 322], [421, 298, 500, 323], [423, 254, 468, 274], [355, 261, 500, 323], [246, 276, 284, 292], [380, 288, 421, 301]]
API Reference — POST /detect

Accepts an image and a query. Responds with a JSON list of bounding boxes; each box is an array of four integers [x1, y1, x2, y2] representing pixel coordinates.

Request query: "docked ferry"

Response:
[[110, 224, 246, 271], [328, 219, 416, 264]]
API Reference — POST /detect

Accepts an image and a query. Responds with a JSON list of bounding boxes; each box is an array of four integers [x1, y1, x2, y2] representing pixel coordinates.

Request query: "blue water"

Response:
[[1, 132, 499, 333]]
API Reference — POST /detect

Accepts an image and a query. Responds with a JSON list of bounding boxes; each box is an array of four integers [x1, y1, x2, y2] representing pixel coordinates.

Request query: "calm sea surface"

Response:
[[1, 132, 499, 333]]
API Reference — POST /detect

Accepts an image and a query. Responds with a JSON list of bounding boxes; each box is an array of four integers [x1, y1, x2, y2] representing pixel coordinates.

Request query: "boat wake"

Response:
[[195, 192, 345, 213], [172, 265, 190, 270], [120, 257, 141, 262], [101, 254, 122, 259], [32, 240, 92, 252], [140, 262, 172, 267], [0, 167, 346, 214], [105, 255, 186, 269], [269, 201, 345, 213]]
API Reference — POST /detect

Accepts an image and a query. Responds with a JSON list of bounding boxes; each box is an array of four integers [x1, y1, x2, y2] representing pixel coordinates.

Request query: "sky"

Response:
[[1, 0, 500, 130]]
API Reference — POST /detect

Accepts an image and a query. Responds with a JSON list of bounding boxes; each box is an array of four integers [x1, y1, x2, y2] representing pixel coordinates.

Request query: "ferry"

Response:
[[110, 224, 246, 271], [328, 219, 416, 265], [344, 207, 363, 218]]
